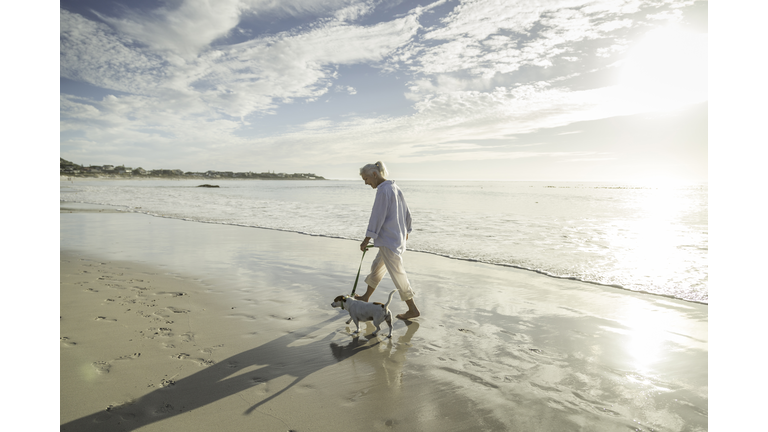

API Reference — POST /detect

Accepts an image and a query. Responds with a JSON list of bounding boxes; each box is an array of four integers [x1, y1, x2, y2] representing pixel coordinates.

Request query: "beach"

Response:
[[60, 203, 708, 431]]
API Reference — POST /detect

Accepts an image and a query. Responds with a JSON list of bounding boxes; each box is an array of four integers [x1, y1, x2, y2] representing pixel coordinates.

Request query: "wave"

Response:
[[62, 198, 708, 305]]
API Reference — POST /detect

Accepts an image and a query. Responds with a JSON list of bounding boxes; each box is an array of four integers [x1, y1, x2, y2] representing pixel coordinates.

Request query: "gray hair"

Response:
[[359, 161, 389, 179]]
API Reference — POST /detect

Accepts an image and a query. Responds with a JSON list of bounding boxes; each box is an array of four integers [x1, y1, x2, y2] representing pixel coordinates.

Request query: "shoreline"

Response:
[[61, 200, 708, 305], [61, 204, 707, 431]]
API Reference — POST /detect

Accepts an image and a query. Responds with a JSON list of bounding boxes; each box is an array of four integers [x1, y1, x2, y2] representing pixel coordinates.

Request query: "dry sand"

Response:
[[60, 204, 707, 431]]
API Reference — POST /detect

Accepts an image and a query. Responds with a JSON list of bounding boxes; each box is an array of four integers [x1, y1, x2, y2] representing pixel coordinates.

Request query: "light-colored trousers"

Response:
[[364, 246, 415, 302]]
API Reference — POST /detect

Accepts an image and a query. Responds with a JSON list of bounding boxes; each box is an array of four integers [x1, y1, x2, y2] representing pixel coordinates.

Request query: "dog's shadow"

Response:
[[61, 315, 380, 431], [329, 320, 421, 387], [330, 334, 379, 361]]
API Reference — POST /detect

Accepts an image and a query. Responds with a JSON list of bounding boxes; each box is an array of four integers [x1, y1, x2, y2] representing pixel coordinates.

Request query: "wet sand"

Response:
[[60, 204, 707, 431]]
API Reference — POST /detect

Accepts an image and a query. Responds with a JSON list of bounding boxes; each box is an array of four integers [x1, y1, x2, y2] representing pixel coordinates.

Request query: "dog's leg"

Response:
[[385, 311, 393, 338], [352, 317, 361, 334], [346, 317, 352, 325]]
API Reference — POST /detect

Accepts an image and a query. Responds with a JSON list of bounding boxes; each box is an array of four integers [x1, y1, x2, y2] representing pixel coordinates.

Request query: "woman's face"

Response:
[[361, 172, 379, 189]]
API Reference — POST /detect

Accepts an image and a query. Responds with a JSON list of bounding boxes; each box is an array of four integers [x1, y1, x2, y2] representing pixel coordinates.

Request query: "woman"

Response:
[[358, 161, 420, 320]]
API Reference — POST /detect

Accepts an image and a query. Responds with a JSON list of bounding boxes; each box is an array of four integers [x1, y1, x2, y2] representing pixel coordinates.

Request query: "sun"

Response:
[[618, 25, 708, 112]]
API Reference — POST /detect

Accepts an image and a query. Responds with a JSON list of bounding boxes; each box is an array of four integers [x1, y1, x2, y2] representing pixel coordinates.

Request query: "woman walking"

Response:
[[357, 161, 420, 320]]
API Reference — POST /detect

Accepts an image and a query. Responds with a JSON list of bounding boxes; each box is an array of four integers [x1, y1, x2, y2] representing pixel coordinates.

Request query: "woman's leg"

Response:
[[357, 249, 387, 301], [379, 248, 420, 319], [399, 299, 421, 320]]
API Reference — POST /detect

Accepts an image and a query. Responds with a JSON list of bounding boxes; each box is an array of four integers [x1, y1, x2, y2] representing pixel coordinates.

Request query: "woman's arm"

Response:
[[365, 188, 390, 240]]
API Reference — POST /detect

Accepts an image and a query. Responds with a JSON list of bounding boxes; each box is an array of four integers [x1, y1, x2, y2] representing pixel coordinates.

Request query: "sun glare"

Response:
[[618, 25, 708, 112]]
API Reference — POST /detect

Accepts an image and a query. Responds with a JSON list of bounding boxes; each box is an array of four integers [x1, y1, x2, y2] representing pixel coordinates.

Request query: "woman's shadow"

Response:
[[61, 315, 410, 431]]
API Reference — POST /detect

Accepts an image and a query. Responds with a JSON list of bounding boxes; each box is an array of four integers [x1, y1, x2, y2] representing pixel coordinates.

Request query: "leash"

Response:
[[351, 245, 374, 298]]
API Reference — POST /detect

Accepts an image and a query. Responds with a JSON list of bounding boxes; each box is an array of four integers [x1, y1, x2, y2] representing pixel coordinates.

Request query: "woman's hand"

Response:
[[360, 237, 371, 252]]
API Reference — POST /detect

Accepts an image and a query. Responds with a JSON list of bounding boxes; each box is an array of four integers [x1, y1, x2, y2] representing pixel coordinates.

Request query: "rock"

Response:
[[197, 184, 219, 188]]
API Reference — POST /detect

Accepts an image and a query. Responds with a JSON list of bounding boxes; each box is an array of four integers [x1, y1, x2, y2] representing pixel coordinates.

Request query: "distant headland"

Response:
[[60, 158, 325, 180]]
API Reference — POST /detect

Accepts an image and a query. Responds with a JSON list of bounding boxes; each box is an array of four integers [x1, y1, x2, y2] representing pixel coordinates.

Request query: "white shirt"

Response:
[[365, 180, 412, 255]]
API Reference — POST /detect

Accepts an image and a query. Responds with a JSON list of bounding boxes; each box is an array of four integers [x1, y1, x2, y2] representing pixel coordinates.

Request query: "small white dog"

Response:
[[331, 289, 396, 338]]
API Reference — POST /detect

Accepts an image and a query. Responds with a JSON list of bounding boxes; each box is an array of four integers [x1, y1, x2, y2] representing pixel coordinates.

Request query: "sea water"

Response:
[[60, 179, 708, 303]]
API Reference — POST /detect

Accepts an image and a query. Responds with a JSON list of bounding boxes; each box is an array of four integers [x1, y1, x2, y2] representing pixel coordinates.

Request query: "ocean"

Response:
[[60, 178, 708, 304]]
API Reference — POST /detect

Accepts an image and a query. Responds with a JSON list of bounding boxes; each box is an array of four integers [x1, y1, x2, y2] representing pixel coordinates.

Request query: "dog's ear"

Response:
[[333, 295, 345, 302]]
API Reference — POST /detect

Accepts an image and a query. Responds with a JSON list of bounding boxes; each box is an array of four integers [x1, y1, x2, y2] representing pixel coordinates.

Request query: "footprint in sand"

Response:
[[92, 361, 111, 374], [155, 403, 175, 414], [171, 353, 215, 366], [60, 337, 77, 347], [157, 291, 187, 297], [94, 316, 117, 322], [155, 328, 174, 337], [200, 344, 224, 355], [115, 353, 141, 361], [138, 327, 173, 339]]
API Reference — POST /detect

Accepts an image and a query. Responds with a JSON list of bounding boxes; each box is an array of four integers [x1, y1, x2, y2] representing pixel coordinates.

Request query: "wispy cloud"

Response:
[[61, 4, 420, 119], [93, 0, 242, 59]]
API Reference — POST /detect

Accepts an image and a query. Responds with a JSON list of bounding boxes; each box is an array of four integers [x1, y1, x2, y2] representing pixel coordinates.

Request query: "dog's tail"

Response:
[[384, 289, 397, 309]]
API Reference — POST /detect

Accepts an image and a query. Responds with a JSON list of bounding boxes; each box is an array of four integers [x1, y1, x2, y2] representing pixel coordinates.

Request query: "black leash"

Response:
[[351, 245, 374, 297]]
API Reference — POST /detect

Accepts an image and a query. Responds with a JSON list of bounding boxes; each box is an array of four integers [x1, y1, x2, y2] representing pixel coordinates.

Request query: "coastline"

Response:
[[60, 178, 709, 304], [61, 204, 708, 431]]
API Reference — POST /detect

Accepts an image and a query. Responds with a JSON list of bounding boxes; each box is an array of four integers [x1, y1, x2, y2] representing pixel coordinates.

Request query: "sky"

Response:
[[59, 0, 708, 182]]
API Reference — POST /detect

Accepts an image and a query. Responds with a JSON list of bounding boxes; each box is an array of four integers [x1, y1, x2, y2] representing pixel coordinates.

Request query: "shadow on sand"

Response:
[[61, 315, 403, 431]]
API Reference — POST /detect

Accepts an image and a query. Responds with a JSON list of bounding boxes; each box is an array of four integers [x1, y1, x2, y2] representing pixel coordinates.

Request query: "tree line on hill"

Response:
[[59, 158, 325, 180]]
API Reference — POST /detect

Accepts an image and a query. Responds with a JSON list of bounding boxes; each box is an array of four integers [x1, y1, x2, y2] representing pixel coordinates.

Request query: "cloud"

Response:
[[242, 0, 366, 20], [60, 9, 170, 95], [398, 0, 682, 92], [190, 82, 633, 170], [93, 0, 243, 58], [189, 13, 421, 116], [335, 85, 358, 94], [332, 0, 377, 22], [61, 4, 420, 118], [89, 0, 382, 59]]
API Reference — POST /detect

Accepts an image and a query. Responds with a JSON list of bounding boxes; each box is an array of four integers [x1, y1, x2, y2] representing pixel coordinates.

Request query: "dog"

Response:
[[331, 289, 396, 338]]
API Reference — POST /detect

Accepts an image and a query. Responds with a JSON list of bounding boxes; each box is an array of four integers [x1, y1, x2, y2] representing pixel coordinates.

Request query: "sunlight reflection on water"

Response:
[[61, 179, 708, 303]]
